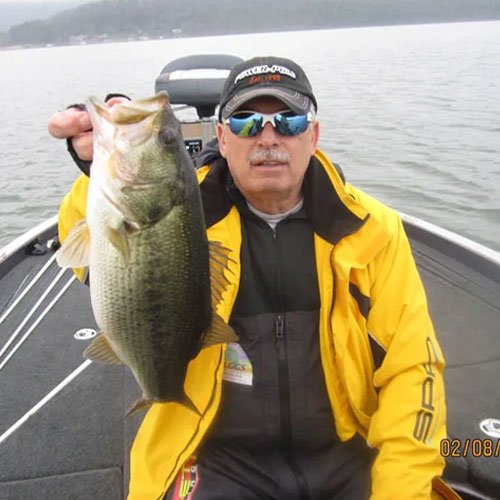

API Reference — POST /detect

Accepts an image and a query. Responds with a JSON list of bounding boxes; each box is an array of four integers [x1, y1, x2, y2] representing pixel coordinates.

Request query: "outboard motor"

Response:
[[155, 54, 243, 157]]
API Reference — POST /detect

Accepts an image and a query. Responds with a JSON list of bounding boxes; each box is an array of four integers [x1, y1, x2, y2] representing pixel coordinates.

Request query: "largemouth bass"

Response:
[[56, 92, 237, 414]]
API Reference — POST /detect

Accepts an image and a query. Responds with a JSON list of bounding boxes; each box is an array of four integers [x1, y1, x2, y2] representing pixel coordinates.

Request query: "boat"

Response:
[[0, 55, 499, 500]]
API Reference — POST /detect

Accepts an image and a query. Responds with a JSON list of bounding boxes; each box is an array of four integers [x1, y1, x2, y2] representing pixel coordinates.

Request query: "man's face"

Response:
[[216, 96, 319, 211]]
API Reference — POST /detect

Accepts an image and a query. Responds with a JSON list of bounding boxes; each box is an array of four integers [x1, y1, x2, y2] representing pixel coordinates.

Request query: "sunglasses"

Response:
[[223, 110, 314, 137]]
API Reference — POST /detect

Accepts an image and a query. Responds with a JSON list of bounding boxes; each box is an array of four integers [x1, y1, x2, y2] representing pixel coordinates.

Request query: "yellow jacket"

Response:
[[58, 149, 449, 500]]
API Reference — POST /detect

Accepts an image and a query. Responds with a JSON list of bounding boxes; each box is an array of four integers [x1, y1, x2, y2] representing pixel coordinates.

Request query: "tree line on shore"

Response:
[[1, 0, 500, 47]]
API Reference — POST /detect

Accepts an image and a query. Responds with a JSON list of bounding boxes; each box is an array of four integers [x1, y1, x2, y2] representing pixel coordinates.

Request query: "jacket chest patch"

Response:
[[172, 455, 199, 499], [223, 342, 253, 386]]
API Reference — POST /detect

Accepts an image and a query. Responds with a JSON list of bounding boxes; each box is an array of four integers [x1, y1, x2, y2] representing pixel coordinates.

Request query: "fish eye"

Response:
[[161, 124, 184, 147], [161, 128, 177, 146]]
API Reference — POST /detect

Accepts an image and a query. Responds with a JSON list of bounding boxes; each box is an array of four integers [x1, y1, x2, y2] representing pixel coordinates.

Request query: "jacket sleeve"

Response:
[[365, 215, 447, 499], [57, 173, 90, 282]]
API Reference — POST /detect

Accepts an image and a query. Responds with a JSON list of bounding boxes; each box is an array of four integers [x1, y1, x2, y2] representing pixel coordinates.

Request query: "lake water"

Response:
[[0, 21, 499, 251]]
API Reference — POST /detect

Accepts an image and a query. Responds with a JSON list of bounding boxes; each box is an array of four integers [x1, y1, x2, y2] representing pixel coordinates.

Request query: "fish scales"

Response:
[[90, 202, 210, 400]]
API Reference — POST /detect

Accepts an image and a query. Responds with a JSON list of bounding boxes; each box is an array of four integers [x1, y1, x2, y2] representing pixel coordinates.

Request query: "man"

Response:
[[50, 56, 455, 499]]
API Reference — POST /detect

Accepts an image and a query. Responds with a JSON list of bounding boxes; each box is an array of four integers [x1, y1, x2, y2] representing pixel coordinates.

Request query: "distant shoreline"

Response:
[[2, 18, 499, 52]]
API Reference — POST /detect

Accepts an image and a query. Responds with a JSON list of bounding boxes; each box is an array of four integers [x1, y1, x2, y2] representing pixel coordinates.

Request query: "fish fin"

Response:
[[126, 398, 152, 417], [208, 241, 236, 310], [201, 312, 238, 349], [55, 219, 90, 268], [125, 394, 201, 417], [106, 225, 131, 263], [83, 333, 124, 364]]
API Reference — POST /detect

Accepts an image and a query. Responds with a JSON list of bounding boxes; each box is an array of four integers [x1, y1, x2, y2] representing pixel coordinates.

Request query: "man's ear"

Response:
[[216, 123, 227, 158], [310, 120, 320, 154]]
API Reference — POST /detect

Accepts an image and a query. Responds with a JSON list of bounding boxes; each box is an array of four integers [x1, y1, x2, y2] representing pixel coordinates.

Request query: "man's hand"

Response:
[[47, 96, 129, 162]]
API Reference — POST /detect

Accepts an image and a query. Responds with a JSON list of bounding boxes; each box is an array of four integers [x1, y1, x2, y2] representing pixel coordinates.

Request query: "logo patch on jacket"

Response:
[[223, 342, 253, 386], [172, 455, 199, 499]]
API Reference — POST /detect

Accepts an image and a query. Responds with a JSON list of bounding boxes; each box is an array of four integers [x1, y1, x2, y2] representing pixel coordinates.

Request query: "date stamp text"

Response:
[[440, 438, 500, 458]]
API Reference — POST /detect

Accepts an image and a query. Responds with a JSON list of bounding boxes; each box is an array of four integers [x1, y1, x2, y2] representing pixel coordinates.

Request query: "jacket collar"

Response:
[[302, 156, 367, 244], [199, 151, 367, 245]]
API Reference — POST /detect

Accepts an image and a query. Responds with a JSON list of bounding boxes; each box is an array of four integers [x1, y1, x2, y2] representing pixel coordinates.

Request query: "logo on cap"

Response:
[[234, 64, 297, 84]]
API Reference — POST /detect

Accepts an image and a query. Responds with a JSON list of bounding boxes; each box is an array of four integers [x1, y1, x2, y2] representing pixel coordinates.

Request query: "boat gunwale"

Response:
[[400, 212, 500, 285], [0, 215, 58, 280], [1, 213, 500, 283]]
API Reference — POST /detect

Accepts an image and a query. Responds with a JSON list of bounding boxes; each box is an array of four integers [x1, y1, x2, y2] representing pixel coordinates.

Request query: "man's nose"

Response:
[[257, 122, 279, 145]]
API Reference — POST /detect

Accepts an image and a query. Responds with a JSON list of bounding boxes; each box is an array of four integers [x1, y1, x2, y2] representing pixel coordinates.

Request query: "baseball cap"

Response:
[[218, 56, 318, 121]]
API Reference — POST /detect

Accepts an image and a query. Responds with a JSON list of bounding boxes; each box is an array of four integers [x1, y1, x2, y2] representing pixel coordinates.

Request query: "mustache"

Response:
[[249, 149, 290, 165]]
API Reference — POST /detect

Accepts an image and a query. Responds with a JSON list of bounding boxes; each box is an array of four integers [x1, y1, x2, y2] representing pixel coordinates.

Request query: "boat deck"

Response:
[[0, 219, 499, 499], [405, 221, 500, 499], [0, 241, 143, 499]]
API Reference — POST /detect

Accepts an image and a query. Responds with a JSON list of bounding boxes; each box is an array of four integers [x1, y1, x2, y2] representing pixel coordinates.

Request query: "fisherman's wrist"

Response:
[[66, 93, 131, 177]]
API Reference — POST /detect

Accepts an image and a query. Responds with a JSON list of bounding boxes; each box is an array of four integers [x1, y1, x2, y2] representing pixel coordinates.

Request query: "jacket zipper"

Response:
[[275, 313, 285, 359], [272, 226, 310, 499]]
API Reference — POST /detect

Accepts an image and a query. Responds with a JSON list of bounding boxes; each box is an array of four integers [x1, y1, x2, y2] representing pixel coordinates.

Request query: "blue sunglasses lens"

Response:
[[228, 113, 263, 137], [228, 112, 310, 137], [275, 113, 310, 136]]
